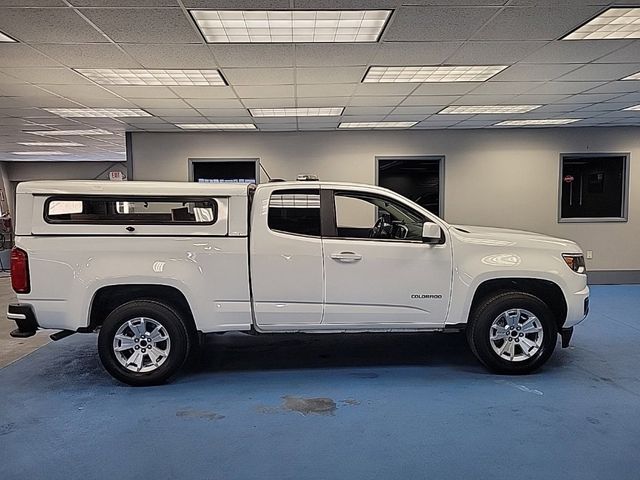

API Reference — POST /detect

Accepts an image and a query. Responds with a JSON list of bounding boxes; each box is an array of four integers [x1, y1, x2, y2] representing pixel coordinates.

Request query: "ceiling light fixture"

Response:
[[44, 108, 151, 118], [623, 104, 640, 111], [338, 121, 417, 129], [622, 71, 640, 80], [494, 119, 581, 126], [438, 105, 542, 114], [0, 31, 16, 42], [75, 68, 227, 86], [17, 142, 84, 147], [176, 123, 257, 130], [27, 129, 113, 136], [249, 107, 344, 117], [563, 8, 640, 40], [190, 10, 391, 43], [363, 65, 508, 83], [11, 151, 71, 156]]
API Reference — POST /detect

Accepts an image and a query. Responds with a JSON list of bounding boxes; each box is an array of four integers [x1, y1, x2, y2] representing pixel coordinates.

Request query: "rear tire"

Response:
[[466, 291, 557, 374], [98, 299, 191, 386]]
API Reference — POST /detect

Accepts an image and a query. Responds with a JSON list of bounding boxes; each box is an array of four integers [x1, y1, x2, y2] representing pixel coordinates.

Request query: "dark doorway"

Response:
[[190, 159, 259, 184], [377, 157, 443, 216]]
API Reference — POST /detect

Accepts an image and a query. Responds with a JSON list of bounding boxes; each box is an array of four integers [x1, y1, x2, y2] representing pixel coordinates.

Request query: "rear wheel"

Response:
[[98, 299, 190, 386], [466, 291, 557, 374]]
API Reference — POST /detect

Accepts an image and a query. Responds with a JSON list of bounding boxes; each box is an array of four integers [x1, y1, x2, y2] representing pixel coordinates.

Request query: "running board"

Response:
[[50, 330, 76, 341]]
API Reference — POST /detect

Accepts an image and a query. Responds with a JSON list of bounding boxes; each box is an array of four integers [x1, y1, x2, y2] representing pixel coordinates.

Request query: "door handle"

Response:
[[331, 251, 362, 263]]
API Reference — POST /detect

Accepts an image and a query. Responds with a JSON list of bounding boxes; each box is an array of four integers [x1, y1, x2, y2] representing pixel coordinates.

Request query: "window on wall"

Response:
[[268, 189, 321, 236], [560, 154, 628, 222]]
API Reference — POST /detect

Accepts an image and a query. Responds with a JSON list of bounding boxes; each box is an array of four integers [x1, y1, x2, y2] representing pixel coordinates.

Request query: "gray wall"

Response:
[[130, 127, 639, 272]]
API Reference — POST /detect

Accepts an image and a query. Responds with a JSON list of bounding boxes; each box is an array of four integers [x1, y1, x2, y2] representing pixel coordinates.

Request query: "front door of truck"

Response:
[[321, 188, 452, 328], [249, 187, 324, 328]]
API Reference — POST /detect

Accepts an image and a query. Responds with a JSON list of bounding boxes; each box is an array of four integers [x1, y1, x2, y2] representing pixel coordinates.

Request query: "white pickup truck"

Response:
[[8, 178, 589, 385]]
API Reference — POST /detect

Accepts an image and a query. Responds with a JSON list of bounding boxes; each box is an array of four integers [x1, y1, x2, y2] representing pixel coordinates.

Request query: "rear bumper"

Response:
[[564, 285, 589, 328], [7, 303, 39, 338]]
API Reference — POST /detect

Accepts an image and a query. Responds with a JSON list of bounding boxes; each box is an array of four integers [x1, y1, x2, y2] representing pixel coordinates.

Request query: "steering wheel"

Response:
[[369, 216, 389, 238]]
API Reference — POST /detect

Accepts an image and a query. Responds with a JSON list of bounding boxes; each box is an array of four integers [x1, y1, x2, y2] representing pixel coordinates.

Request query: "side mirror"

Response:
[[422, 222, 442, 244]]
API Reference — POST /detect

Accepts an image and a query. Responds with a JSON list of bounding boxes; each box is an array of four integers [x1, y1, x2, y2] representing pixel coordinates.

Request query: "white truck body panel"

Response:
[[11, 179, 588, 336]]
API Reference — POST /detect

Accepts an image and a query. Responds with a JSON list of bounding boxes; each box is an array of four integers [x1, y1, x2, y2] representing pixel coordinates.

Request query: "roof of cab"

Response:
[[16, 180, 250, 197]]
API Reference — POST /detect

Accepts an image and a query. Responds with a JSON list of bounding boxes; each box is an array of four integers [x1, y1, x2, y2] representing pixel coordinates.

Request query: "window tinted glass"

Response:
[[560, 155, 627, 220], [45, 197, 217, 225], [268, 189, 321, 236], [332, 192, 426, 241]]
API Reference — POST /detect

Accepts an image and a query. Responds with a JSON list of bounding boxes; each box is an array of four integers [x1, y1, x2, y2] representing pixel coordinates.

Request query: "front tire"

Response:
[[98, 299, 191, 386], [466, 291, 558, 374]]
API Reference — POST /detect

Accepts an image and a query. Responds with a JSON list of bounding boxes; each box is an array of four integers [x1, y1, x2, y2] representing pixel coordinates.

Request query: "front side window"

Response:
[[45, 197, 217, 225], [560, 154, 628, 221], [332, 191, 427, 241], [268, 189, 321, 236]]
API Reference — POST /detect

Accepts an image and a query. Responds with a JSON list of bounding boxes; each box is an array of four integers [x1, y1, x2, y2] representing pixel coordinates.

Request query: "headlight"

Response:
[[562, 254, 586, 274]]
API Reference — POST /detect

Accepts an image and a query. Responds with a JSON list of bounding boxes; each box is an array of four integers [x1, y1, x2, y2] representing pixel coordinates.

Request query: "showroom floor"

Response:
[[1, 285, 639, 480]]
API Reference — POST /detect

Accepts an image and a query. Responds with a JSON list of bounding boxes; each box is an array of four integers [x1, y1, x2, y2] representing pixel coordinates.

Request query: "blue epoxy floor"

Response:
[[1, 285, 640, 480]]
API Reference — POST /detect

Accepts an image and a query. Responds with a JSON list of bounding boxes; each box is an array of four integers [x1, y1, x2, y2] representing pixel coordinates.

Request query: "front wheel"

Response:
[[466, 292, 558, 374], [98, 299, 191, 386]]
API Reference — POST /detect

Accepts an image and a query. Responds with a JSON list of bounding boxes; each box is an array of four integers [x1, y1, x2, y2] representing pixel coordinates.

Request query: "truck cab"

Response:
[[8, 178, 589, 385]]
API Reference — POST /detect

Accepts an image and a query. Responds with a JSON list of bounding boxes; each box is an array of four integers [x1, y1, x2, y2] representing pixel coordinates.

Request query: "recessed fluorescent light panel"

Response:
[[27, 129, 113, 136], [191, 10, 391, 43], [363, 65, 507, 83], [75, 68, 226, 86], [622, 71, 640, 80], [494, 119, 581, 126], [563, 8, 640, 40], [250, 107, 344, 117], [0, 31, 16, 42], [439, 105, 541, 114], [339, 122, 417, 129], [17, 142, 84, 147], [623, 104, 640, 111], [44, 108, 151, 118], [176, 124, 257, 130], [11, 151, 70, 156]]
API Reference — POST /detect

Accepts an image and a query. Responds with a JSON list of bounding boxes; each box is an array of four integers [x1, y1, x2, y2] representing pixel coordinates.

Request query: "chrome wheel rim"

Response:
[[489, 309, 543, 362], [113, 317, 171, 373]]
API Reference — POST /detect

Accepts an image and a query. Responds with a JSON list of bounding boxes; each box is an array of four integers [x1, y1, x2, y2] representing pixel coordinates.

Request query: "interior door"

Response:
[[249, 187, 324, 328], [322, 189, 452, 328]]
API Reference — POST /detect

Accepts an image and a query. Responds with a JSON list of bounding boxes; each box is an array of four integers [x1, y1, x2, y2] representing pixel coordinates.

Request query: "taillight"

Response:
[[10, 247, 30, 294]]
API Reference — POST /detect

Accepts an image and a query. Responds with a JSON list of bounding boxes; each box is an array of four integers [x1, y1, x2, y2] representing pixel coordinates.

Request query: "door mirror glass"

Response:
[[422, 222, 442, 243]]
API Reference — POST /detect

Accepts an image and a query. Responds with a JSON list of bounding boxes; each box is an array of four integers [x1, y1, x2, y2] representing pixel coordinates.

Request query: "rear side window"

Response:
[[268, 189, 320, 236], [45, 196, 218, 225]]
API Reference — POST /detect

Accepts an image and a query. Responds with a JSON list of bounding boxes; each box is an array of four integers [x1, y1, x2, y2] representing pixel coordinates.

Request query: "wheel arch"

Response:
[[469, 278, 567, 329], [88, 284, 198, 338]]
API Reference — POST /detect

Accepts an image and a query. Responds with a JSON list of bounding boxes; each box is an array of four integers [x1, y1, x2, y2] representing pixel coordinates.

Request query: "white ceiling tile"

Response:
[[31, 44, 140, 68], [526, 81, 606, 95], [295, 45, 378, 67], [129, 98, 190, 108], [583, 81, 640, 94], [234, 85, 294, 98], [575, 102, 637, 112], [490, 63, 580, 81], [511, 93, 571, 103], [81, 8, 201, 43], [242, 98, 296, 108], [593, 40, 640, 64], [70, 1, 178, 5], [445, 41, 548, 64], [556, 64, 640, 82], [472, 6, 602, 41], [39, 84, 123, 99], [67, 97, 136, 108], [354, 83, 417, 96], [0, 44, 61, 67], [391, 106, 443, 115], [0, 7, 106, 43], [145, 108, 201, 116], [384, 113, 431, 121], [469, 81, 544, 95], [197, 108, 254, 117], [522, 40, 633, 63], [372, 42, 462, 65], [169, 86, 235, 99], [385, 6, 498, 41], [1, 67, 93, 84], [401, 95, 461, 106], [350, 96, 405, 106], [222, 68, 294, 86], [557, 93, 626, 104], [297, 84, 356, 97], [452, 94, 518, 105], [535, 103, 591, 113], [340, 115, 387, 122], [121, 44, 217, 69], [212, 45, 294, 68], [104, 86, 178, 99], [411, 83, 482, 95], [295, 97, 350, 107], [343, 106, 395, 115], [184, 98, 244, 108], [296, 66, 366, 85]]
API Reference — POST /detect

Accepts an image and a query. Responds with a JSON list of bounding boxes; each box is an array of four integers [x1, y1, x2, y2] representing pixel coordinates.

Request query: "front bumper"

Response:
[[7, 303, 38, 338], [564, 285, 589, 328]]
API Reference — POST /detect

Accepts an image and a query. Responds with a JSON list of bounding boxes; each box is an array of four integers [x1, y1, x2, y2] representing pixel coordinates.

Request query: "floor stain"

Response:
[[0, 423, 16, 436], [176, 409, 225, 421], [340, 398, 361, 406], [282, 396, 337, 416], [587, 417, 601, 425]]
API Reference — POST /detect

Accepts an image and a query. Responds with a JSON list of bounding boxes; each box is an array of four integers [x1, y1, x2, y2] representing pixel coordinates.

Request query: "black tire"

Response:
[[98, 299, 191, 386], [466, 291, 558, 374]]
